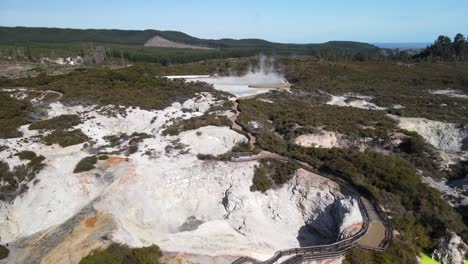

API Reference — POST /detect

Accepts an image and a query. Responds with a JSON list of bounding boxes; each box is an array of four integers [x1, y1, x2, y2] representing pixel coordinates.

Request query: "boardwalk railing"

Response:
[[230, 152, 392, 264]]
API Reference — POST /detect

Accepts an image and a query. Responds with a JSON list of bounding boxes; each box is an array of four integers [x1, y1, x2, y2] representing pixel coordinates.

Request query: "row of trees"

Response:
[[416, 33, 467, 60]]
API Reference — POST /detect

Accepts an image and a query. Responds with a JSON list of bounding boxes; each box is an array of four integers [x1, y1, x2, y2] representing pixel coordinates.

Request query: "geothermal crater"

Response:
[[0, 88, 361, 263]]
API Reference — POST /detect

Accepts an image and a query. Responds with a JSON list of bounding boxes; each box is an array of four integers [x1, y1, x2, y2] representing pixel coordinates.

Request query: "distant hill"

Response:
[[0, 26, 380, 53]]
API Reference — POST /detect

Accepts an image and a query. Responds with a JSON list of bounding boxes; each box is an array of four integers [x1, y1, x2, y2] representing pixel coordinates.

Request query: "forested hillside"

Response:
[[0, 26, 379, 51], [0, 26, 381, 64]]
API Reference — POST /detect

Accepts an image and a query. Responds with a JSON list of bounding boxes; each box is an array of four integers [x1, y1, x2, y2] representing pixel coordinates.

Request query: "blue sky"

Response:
[[1, 0, 467, 43]]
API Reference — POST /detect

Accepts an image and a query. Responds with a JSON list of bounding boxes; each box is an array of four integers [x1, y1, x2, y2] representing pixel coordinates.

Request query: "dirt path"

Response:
[[230, 99, 257, 148]]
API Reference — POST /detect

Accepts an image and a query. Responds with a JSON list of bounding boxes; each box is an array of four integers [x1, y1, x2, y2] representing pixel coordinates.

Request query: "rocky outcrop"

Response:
[[294, 130, 343, 149], [179, 126, 247, 155], [432, 231, 468, 264], [393, 116, 468, 152]]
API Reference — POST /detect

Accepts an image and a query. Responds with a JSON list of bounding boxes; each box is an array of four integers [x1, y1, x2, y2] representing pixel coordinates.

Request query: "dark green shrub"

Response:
[[269, 159, 299, 185], [197, 154, 217, 160], [344, 239, 417, 264], [29, 114, 81, 130], [398, 131, 427, 154], [0, 158, 45, 201], [15, 151, 38, 160], [0, 245, 9, 260], [231, 141, 252, 153], [250, 165, 272, 193], [98, 155, 109, 160], [0, 92, 31, 138], [14, 151, 46, 173], [74, 156, 97, 173], [250, 158, 298, 193], [43, 129, 88, 147]]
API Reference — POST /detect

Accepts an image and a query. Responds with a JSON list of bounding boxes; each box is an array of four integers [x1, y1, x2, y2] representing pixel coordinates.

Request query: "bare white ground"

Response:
[[429, 89, 468, 99], [294, 130, 343, 149], [391, 115, 468, 152], [326, 93, 387, 110]]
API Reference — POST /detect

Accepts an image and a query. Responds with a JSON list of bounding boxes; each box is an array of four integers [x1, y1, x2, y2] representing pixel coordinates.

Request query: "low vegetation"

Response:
[[0, 91, 31, 138], [238, 92, 397, 143], [14, 150, 46, 172], [0, 36, 467, 262], [0, 66, 228, 111], [344, 239, 417, 264], [102, 132, 152, 155], [280, 58, 468, 124], [1, 151, 46, 201], [164, 139, 189, 155], [0, 245, 8, 260], [29, 114, 81, 130], [79, 243, 162, 264], [98, 155, 109, 160], [74, 156, 98, 173], [251, 158, 299, 192], [43, 129, 89, 147], [231, 141, 259, 154]]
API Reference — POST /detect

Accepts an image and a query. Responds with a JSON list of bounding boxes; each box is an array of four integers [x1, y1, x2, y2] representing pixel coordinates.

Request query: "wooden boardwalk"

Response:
[[228, 99, 392, 264]]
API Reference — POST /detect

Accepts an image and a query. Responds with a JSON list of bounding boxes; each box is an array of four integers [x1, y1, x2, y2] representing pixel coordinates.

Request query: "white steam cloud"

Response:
[[212, 55, 285, 86]]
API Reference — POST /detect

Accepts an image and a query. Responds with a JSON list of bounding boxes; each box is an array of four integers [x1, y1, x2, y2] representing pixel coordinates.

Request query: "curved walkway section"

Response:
[[229, 100, 393, 264]]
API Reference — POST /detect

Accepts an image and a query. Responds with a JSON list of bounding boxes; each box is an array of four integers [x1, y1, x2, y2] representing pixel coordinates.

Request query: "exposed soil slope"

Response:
[[144, 36, 217, 50]]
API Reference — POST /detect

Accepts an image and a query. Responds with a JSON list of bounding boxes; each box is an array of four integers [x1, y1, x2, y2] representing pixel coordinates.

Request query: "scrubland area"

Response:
[[0, 53, 467, 263]]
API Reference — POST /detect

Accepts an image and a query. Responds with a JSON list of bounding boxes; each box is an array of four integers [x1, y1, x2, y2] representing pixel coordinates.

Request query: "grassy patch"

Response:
[[0, 91, 31, 138], [79, 243, 162, 264], [73, 156, 97, 173], [29, 114, 81, 130], [420, 251, 439, 264], [43, 129, 88, 147]]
